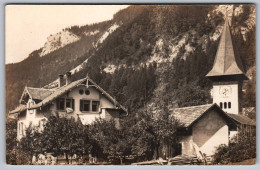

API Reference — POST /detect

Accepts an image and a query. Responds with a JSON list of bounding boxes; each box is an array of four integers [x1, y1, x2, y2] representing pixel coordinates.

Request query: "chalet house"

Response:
[[171, 17, 256, 157], [9, 74, 127, 140]]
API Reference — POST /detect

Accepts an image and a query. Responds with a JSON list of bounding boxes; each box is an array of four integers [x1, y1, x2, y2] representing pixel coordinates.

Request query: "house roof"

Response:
[[29, 78, 85, 110], [226, 113, 256, 126], [172, 104, 214, 127], [26, 87, 55, 101], [9, 76, 127, 116], [9, 104, 27, 115], [29, 76, 127, 112], [206, 17, 245, 78]]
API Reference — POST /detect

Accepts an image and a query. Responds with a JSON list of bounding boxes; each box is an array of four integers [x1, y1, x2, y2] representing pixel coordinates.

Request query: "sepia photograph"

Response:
[[5, 4, 256, 165]]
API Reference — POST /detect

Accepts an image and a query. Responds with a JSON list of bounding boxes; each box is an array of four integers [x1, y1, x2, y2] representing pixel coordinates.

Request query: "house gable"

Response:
[[29, 76, 127, 113]]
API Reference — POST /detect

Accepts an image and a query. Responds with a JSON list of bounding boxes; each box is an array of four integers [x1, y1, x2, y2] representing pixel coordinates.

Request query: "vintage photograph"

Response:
[[5, 4, 256, 165]]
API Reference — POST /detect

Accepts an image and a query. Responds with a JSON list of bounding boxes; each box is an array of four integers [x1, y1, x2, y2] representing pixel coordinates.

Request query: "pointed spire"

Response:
[[206, 11, 246, 80]]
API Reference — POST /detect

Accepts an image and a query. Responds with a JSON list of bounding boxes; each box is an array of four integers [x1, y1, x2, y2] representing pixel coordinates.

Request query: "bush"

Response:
[[213, 131, 256, 164]]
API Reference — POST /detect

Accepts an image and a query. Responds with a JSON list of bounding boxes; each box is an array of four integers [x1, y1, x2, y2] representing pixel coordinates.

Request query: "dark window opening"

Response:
[[224, 102, 227, 109], [92, 101, 99, 112], [228, 102, 231, 108], [220, 102, 223, 109], [80, 100, 90, 111], [79, 89, 84, 95], [57, 98, 65, 110], [85, 90, 90, 95], [175, 143, 182, 156], [66, 98, 75, 110]]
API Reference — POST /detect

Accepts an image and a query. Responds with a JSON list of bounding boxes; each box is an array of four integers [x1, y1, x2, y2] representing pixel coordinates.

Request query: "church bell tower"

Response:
[[206, 13, 248, 115]]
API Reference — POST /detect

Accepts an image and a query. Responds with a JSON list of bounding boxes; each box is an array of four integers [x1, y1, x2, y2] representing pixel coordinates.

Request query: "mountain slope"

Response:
[[6, 5, 256, 115]]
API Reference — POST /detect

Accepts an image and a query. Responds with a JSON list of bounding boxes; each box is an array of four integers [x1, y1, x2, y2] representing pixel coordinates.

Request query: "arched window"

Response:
[[220, 102, 223, 108], [224, 102, 227, 109], [228, 102, 231, 108]]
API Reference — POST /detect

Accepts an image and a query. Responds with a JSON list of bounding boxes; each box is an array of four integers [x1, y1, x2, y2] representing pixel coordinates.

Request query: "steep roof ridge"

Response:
[[29, 78, 86, 110], [206, 14, 245, 78], [28, 76, 127, 113], [223, 18, 228, 72], [26, 86, 56, 91], [173, 104, 212, 110]]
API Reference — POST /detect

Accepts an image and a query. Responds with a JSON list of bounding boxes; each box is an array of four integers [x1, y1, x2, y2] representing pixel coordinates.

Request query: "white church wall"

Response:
[[192, 110, 229, 156], [212, 82, 239, 114]]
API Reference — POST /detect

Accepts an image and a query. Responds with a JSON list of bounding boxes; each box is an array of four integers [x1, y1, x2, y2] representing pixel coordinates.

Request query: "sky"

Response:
[[5, 5, 128, 64]]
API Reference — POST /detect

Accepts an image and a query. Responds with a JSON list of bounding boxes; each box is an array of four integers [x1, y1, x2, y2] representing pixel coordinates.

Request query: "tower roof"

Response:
[[206, 17, 246, 79]]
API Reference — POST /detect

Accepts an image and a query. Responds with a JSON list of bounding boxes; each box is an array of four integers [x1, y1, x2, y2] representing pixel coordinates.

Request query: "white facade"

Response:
[[212, 81, 240, 114], [17, 85, 122, 140]]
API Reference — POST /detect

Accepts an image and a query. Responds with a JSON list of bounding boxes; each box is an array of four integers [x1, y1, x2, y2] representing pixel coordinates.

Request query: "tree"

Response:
[[17, 125, 43, 164], [6, 118, 18, 164], [88, 118, 131, 164], [131, 106, 183, 161], [39, 115, 90, 164], [213, 130, 256, 164], [17, 114, 92, 164]]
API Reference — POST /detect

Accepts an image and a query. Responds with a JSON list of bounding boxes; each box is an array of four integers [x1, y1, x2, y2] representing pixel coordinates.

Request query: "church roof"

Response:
[[172, 103, 255, 128], [26, 87, 55, 101], [226, 113, 256, 126], [206, 17, 245, 78], [172, 104, 216, 127]]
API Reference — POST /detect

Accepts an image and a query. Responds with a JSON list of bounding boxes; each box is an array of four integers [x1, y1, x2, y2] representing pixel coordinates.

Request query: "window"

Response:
[[66, 98, 75, 109], [19, 122, 24, 135], [57, 98, 74, 110], [85, 90, 90, 95], [224, 102, 227, 109], [80, 100, 90, 111], [57, 98, 65, 110], [79, 89, 84, 95], [220, 102, 223, 109], [228, 102, 231, 108], [92, 101, 99, 112]]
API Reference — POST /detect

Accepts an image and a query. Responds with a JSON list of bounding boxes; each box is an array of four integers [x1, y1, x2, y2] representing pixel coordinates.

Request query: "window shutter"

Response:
[[56, 98, 60, 110], [80, 100, 83, 111], [72, 99, 75, 110]]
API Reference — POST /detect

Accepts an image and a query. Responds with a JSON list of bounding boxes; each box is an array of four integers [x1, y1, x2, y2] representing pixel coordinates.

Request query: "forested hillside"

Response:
[[6, 5, 256, 116]]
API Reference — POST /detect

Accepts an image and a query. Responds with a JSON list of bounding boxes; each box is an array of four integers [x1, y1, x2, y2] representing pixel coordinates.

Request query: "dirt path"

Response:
[[228, 158, 256, 165]]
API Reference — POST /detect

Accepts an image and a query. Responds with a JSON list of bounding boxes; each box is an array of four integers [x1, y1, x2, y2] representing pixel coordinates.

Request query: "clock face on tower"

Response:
[[219, 86, 232, 97]]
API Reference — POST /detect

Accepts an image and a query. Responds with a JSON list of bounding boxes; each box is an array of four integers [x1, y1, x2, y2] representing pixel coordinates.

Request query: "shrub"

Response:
[[213, 130, 256, 164]]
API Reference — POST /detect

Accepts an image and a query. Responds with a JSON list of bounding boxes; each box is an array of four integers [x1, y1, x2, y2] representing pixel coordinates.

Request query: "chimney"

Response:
[[58, 74, 64, 88], [65, 72, 72, 85]]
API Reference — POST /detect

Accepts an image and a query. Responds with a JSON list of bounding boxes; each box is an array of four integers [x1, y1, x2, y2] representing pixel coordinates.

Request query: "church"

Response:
[[171, 16, 255, 157]]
